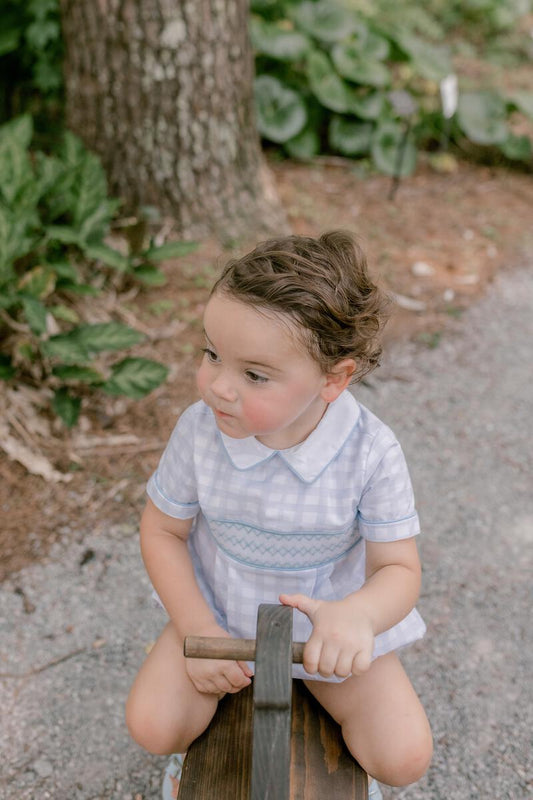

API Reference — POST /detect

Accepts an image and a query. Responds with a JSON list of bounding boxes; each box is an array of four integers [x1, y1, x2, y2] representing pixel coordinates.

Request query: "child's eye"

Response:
[[202, 347, 220, 363], [245, 370, 268, 384]]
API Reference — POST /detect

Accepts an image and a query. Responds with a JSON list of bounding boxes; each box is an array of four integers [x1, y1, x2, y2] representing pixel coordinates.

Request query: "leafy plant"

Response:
[[251, 0, 533, 173], [0, 115, 196, 427], [0, 0, 63, 127]]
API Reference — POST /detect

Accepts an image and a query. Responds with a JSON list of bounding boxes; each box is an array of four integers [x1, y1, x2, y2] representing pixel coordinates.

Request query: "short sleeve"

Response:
[[146, 405, 200, 519], [357, 433, 420, 543]]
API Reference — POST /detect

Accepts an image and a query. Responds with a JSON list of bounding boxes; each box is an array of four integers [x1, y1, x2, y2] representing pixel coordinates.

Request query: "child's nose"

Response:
[[211, 373, 237, 402]]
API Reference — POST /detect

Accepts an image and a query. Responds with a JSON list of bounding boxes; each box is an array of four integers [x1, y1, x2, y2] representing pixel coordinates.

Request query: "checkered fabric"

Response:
[[147, 391, 426, 681]]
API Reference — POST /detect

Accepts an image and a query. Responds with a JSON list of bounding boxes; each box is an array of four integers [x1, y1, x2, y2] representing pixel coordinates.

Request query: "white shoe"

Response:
[[162, 753, 184, 800], [368, 779, 383, 799]]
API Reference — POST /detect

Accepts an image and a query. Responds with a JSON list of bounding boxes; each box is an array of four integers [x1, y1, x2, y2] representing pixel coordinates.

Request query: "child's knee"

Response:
[[125, 689, 183, 755], [365, 723, 433, 787]]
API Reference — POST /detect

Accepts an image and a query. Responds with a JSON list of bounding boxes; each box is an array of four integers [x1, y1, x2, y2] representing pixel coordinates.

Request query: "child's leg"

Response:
[[304, 652, 432, 787], [126, 621, 220, 755]]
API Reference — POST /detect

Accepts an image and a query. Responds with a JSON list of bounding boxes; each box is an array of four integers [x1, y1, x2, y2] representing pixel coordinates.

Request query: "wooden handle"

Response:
[[184, 635, 306, 664]]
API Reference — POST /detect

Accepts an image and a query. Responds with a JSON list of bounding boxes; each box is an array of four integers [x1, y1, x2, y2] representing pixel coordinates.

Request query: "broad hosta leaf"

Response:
[[284, 127, 321, 160], [255, 75, 307, 143], [102, 357, 168, 399], [395, 33, 452, 82], [307, 51, 350, 113], [506, 90, 533, 119], [143, 240, 198, 262], [347, 91, 385, 120], [250, 18, 311, 61], [52, 365, 103, 383], [290, 1, 358, 43], [371, 122, 417, 176], [457, 91, 508, 145], [52, 388, 81, 428], [75, 322, 144, 353], [329, 117, 373, 156], [332, 42, 390, 87], [21, 296, 48, 335], [500, 134, 532, 161]]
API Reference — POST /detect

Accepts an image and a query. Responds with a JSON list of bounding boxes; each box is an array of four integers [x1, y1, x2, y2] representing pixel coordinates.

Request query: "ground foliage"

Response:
[[0, 114, 196, 427], [252, 0, 533, 170]]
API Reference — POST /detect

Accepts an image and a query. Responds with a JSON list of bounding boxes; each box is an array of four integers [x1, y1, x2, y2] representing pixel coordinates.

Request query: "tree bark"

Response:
[[59, 0, 286, 239]]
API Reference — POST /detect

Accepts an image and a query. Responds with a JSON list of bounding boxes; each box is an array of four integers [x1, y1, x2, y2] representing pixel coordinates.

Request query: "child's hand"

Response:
[[185, 625, 253, 696], [280, 594, 374, 679]]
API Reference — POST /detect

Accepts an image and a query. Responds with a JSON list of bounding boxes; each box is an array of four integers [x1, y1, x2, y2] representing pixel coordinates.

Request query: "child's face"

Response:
[[197, 293, 334, 450]]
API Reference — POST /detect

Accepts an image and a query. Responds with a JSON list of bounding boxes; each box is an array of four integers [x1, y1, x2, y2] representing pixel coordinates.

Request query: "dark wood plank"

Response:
[[290, 680, 368, 800], [251, 604, 293, 800], [177, 684, 253, 799], [177, 679, 368, 800]]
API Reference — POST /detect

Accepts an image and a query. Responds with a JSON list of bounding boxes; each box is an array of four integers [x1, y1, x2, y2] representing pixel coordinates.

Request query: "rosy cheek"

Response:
[[241, 398, 279, 430]]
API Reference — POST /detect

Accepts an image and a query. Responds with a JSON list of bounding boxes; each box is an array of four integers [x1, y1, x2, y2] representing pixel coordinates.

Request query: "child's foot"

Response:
[[162, 753, 184, 800], [368, 779, 383, 799]]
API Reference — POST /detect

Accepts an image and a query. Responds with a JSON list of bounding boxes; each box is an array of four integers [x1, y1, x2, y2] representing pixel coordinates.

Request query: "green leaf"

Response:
[[52, 365, 103, 383], [307, 51, 350, 114], [0, 115, 33, 149], [0, 130, 35, 206], [84, 243, 130, 271], [143, 240, 199, 262], [331, 42, 390, 87], [45, 225, 82, 245], [284, 127, 321, 160], [17, 265, 56, 299], [50, 305, 80, 324], [76, 322, 144, 353], [395, 33, 452, 82], [290, 1, 358, 43], [329, 117, 373, 156], [52, 388, 81, 428], [457, 91, 508, 145], [254, 75, 307, 143], [371, 122, 417, 176], [0, 28, 21, 57], [500, 134, 532, 161], [22, 296, 48, 335], [132, 265, 167, 286], [506, 90, 533, 119], [41, 332, 90, 363], [347, 91, 385, 121], [102, 358, 169, 399], [250, 18, 311, 61], [0, 354, 16, 380]]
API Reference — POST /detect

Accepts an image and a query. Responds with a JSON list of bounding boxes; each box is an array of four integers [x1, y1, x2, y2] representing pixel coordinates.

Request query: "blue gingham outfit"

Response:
[[147, 390, 426, 681]]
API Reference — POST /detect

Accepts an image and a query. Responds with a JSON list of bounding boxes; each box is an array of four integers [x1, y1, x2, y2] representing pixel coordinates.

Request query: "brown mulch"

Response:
[[2, 157, 532, 581]]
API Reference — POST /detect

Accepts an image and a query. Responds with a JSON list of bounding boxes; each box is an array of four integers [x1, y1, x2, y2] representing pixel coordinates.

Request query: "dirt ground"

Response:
[[2, 155, 532, 581]]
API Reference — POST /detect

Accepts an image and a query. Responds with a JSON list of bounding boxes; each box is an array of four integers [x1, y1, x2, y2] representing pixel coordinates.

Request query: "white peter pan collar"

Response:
[[217, 390, 361, 483]]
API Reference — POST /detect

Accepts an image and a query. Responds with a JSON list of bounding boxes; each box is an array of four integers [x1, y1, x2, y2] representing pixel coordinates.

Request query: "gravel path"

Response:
[[1, 265, 531, 800]]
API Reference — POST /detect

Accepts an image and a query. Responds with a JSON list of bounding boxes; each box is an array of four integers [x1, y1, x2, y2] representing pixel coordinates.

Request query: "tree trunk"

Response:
[[59, 0, 286, 239]]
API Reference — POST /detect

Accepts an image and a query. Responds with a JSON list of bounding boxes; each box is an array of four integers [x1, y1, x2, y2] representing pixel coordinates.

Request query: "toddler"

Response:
[[126, 231, 433, 798]]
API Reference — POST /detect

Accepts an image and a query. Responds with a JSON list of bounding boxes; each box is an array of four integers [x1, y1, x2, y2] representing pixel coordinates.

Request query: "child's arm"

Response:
[[280, 536, 421, 678], [141, 498, 252, 694]]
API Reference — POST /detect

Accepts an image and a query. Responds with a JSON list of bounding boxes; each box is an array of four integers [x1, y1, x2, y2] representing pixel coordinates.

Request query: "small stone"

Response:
[[33, 758, 53, 778], [411, 260, 435, 277]]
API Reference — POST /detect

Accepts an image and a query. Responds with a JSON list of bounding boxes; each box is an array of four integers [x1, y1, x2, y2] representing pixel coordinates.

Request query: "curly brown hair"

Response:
[[211, 230, 389, 382]]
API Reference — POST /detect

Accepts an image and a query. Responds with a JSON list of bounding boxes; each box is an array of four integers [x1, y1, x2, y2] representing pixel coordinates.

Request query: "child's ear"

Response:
[[321, 359, 356, 402]]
